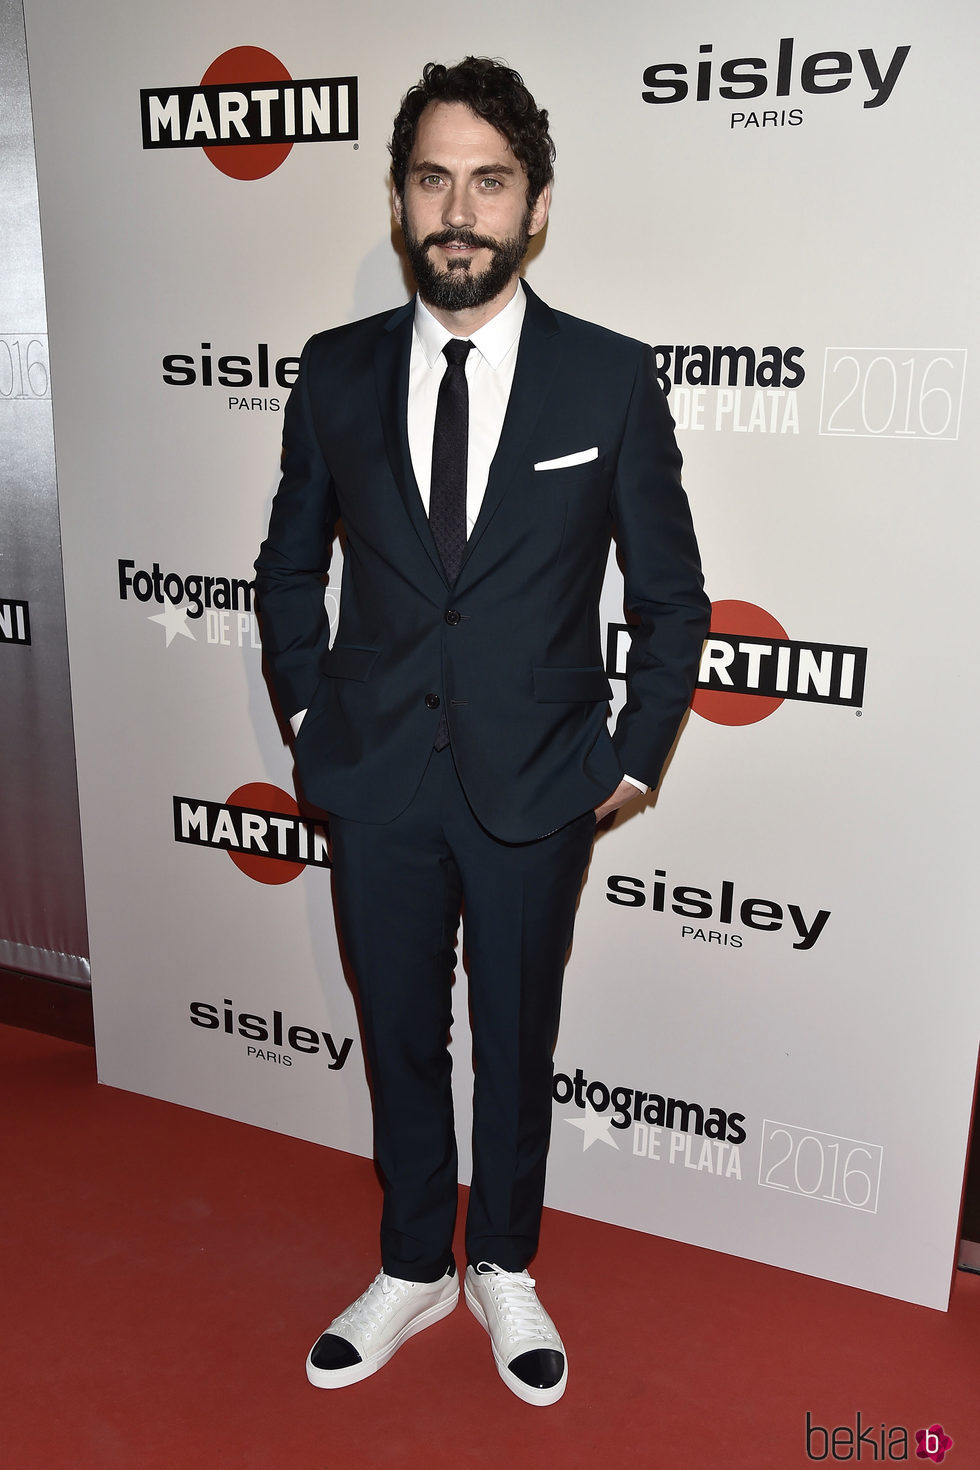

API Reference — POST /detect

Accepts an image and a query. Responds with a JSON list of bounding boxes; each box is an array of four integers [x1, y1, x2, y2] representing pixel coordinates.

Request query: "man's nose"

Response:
[[443, 182, 476, 229]]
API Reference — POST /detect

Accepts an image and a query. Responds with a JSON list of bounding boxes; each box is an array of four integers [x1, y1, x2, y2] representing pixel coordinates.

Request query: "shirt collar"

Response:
[[413, 280, 527, 369]]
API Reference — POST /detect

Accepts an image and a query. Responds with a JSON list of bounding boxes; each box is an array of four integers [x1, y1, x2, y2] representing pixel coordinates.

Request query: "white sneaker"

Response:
[[306, 1264, 458, 1388], [464, 1262, 568, 1406]]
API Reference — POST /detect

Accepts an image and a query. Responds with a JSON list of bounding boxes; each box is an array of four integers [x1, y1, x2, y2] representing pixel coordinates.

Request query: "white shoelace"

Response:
[[474, 1263, 553, 1347], [334, 1271, 415, 1341]]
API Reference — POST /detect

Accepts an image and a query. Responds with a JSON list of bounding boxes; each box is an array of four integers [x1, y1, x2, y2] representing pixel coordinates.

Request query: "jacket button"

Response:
[[445, 608, 461, 626], [425, 693, 441, 709]]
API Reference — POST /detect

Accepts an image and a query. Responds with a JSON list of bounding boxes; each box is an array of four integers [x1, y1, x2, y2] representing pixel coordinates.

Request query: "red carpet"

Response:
[[2, 1022, 977, 1469]]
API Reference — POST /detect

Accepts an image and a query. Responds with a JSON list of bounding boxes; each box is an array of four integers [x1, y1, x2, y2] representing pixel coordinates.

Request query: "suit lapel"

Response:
[[458, 284, 561, 575], [374, 302, 448, 585]]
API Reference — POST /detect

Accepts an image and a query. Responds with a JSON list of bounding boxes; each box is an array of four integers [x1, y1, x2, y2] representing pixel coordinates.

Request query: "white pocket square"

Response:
[[533, 447, 599, 471]]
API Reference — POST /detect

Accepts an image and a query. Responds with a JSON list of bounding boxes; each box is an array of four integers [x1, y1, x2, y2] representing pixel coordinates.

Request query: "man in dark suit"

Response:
[[255, 57, 710, 1406]]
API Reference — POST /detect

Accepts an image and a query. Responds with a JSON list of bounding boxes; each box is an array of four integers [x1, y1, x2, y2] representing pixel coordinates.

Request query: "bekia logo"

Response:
[[642, 36, 910, 129], [141, 45, 357, 179], [805, 1411, 953, 1462], [554, 1065, 745, 1180], [174, 784, 329, 885]]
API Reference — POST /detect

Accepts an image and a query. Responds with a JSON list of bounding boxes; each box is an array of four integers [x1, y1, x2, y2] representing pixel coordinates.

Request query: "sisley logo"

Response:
[[189, 998, 353, 1070], [642, 38, 910, 130], [606, 867, 830, 951], [160, 340, 300, 414], [642, 38, 910, 108]]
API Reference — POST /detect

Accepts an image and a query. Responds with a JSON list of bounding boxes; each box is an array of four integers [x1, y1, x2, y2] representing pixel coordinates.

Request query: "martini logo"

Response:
[[174, 785, 329, 884], [606, 601, 867, 724], [0, 598, 31, 645], [141, 46, 357, 179], [692, 601, 867, 723]]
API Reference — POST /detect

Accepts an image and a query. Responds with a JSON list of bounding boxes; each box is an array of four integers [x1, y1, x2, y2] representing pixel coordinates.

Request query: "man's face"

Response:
[[393, 101, 550, 316]]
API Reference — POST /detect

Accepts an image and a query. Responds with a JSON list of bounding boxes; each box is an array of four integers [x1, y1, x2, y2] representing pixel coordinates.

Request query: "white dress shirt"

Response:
[[407, 283, 525, 529]]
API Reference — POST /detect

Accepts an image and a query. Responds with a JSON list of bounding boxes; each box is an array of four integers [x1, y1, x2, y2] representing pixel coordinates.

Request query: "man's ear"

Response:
[[391, 182, 404, 227], [528, 182, 551, 239]]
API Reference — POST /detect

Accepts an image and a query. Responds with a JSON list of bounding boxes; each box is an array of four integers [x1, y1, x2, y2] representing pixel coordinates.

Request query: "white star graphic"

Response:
[[565, 1112, 620, 1152], [148, 603, 196, 648]]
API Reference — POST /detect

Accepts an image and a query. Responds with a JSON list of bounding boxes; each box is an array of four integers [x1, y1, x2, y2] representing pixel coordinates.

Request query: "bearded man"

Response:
[[255, 56, 709, 1406]]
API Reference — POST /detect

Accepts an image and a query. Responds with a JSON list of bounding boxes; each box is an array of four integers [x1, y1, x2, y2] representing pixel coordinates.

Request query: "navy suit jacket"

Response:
[[255, 284, 710, 843]]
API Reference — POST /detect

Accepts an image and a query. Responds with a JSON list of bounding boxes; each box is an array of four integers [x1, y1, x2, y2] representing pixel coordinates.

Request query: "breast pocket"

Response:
[[533, 446, 600, 472]]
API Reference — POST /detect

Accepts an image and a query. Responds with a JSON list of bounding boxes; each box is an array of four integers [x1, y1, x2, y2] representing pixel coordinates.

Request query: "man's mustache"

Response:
[[421, 228, 501, 253]]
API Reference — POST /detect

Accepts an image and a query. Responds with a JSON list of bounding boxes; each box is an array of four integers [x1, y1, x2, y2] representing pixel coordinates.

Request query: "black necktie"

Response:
[[429, 338, 472, 749], [429, 339, 473, 586]]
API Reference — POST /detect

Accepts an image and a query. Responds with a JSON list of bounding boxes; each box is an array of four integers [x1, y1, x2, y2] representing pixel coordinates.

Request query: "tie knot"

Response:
[[443, 339, 473, 369]]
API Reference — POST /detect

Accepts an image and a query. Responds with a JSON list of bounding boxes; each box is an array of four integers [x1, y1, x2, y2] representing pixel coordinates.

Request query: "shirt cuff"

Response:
[[622, 773, 648, 794], [289, 709, 307, 736]]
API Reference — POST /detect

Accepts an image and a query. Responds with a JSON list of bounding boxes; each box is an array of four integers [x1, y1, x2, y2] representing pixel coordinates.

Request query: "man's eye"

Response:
[[421, 174, 444, 187], [479, 178, 502, 190]]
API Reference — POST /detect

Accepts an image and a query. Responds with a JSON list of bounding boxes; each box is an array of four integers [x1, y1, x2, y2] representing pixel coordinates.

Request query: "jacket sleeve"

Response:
[[254, 337, 340, 719], [609, 344, 711, 788]]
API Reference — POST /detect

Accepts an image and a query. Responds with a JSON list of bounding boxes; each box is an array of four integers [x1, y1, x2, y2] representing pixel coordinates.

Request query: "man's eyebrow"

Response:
[[410, 160, 517, 177]]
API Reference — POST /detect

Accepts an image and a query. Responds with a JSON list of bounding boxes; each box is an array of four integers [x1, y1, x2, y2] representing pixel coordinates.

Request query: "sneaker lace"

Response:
[[336, 1271, 413, 1340], [474, 1262, 552, 1346]]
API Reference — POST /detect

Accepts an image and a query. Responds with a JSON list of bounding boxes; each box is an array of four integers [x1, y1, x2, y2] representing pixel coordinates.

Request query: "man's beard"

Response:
[[402, 215, 532, 313]]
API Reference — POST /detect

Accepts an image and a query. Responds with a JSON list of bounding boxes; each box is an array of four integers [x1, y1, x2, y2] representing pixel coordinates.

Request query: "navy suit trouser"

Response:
[[329, 744, 597, 1282]]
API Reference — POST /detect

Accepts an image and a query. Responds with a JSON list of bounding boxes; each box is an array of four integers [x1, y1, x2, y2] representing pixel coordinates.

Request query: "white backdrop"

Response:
[[23, 0, 980, 1309]]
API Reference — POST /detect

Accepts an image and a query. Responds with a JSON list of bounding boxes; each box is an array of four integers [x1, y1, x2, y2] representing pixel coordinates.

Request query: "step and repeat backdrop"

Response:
[[23, 0, 979, 1309]]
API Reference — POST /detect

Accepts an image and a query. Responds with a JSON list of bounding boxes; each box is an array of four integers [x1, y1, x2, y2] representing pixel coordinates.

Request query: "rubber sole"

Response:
[[306, 1283, 459, 1388]]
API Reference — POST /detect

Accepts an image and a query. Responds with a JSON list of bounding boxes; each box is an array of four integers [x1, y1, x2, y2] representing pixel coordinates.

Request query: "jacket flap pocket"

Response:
[[533, 665, 612, 702], [322, 644, 380, 681]]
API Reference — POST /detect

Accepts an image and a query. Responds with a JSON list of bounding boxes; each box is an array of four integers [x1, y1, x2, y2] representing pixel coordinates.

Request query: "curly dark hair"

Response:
[[389, 57, 555, 204]]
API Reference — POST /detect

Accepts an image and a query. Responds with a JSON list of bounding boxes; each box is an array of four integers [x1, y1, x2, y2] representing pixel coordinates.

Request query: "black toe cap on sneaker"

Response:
[[509, 1349, 565, 1389], [309, 1333, 362, 1371]]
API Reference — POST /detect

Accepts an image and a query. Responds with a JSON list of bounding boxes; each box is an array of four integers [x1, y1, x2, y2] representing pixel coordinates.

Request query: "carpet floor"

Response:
[[2, 1022, 976, 1469]]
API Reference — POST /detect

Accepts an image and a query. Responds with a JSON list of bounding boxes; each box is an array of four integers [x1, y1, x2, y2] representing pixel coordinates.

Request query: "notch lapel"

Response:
[[457, 285, 562, 576], [373, 302, 449, 586]]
